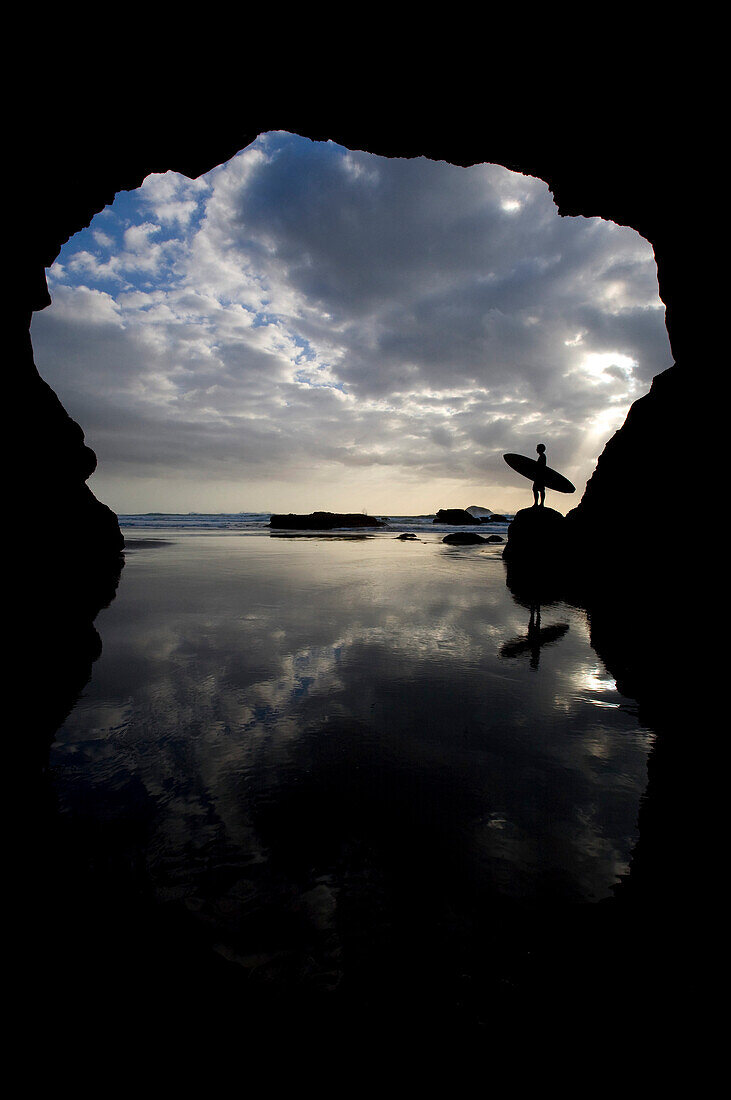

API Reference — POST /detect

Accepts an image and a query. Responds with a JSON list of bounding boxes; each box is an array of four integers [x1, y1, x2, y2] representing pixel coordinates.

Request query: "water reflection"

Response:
[[499, 603, 570, 669], [49, 532, 653, 1008]]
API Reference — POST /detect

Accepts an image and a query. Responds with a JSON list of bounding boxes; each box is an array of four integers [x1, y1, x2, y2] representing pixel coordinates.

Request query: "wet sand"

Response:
[[40, 529, 654, 1035]]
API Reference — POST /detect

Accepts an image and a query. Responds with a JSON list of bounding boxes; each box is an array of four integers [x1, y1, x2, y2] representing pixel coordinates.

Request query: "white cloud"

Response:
[[31, 132, 673, 514]]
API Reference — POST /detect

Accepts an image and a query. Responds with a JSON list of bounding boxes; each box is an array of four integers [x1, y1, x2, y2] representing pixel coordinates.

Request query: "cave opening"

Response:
[[30, 130, 673, 521], [19, 128, 694, 1038]]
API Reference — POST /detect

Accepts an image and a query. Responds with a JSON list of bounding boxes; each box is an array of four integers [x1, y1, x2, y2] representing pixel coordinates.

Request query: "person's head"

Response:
[[536, 443, 546, 454]]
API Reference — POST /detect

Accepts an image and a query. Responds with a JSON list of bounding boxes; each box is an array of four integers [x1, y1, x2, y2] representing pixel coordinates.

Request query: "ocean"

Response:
[[116, 511, 515, 534]]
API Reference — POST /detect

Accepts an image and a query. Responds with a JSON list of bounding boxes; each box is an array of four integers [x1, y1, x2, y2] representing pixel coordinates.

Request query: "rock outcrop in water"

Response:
[[442, 531, 487, 545], [269, 511, 385, 529], [502, 507, 567, 569], [434, 508, 481, 525]]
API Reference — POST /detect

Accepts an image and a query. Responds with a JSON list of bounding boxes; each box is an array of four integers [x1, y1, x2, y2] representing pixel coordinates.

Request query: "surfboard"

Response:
[[503, 453, 576, 494]]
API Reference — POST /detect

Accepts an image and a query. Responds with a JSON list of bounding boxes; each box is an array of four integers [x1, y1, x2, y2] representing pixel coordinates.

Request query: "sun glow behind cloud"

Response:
[[31, 132, 673, 514]]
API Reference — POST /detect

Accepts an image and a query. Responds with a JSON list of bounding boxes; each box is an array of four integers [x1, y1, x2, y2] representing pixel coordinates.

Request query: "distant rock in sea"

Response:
[[269, 511, 385, 530], [466, 505, 493, 518], [482, 513, 508, 523], [434, 508, 482, 525], [442, 532, 487, 545]]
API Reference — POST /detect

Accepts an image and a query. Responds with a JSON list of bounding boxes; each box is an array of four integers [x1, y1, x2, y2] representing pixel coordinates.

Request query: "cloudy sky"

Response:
[[31, 131, 672, 515]]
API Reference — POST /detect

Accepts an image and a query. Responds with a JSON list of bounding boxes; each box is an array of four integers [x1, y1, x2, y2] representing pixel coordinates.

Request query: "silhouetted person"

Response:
[[532, 443, 547, 507]]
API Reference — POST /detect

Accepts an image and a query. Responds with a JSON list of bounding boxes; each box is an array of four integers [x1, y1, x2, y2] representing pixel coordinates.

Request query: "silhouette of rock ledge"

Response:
[[502, 506, 567, 568], [434, 508, 482, 525], [269, 511, 385, 530]]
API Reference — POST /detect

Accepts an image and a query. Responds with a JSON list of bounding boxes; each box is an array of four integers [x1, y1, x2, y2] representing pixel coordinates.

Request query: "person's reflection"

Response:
[[499, 603, 569, 670]]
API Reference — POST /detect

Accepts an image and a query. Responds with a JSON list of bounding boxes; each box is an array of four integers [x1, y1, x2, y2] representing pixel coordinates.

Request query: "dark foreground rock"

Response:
[[442, 531, 487, 545], [502, 506, 567, 569], [269, 511, 385, 530], [434, 508, 481, 525], [565, 363, 694, 592]]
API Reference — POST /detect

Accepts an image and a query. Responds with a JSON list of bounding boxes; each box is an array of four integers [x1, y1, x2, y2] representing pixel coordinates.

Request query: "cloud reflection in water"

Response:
[[51, 532, 653, 994]]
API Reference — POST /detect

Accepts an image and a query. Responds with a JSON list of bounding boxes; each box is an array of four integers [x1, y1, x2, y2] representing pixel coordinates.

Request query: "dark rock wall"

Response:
[[14, 325, 123, 559], [566, 362, 695, 583], [8, 70, 714, 1044]]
